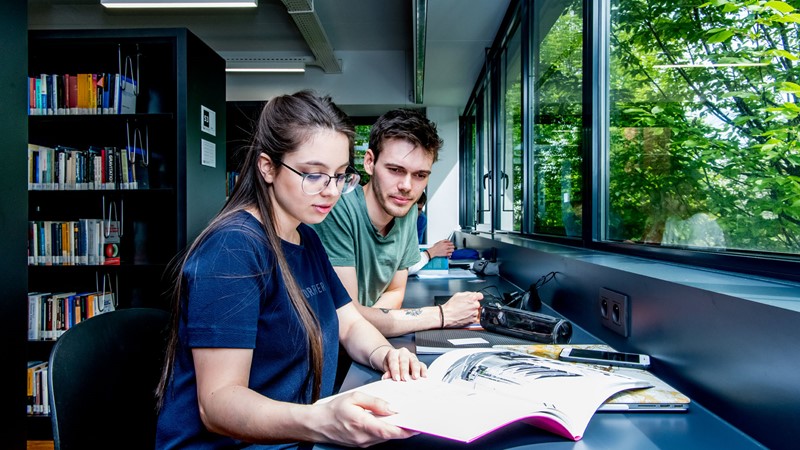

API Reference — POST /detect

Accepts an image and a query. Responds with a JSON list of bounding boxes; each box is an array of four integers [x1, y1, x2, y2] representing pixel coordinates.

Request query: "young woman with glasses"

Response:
[[155, 90, 426, 449]]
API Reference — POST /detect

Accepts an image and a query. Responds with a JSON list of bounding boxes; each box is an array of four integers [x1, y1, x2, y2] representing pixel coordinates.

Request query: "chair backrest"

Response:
[[48, 307, 170, 450]]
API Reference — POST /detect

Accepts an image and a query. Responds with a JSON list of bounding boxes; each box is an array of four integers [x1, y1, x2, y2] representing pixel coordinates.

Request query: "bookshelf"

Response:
[[22, 28, 226, 442]]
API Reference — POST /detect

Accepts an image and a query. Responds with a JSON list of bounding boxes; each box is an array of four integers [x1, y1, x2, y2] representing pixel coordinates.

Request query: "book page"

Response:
[[429, 348, 649, 398]]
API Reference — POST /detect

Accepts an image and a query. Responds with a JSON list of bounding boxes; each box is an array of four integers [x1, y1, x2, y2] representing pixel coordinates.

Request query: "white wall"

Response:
[[424, 106, 461, 244]]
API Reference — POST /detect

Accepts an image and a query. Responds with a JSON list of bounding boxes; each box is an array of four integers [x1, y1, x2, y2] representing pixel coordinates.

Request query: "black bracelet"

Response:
[[438, 304, 445, 328], [424, 249, 432, 260]]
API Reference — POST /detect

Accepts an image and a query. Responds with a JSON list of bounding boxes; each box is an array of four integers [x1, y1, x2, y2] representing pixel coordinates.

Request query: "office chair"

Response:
[[48, 307, 170, 450]]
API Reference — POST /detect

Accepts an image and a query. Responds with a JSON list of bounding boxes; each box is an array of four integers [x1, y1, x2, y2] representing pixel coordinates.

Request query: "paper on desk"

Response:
[[416, 268, 478, 279]]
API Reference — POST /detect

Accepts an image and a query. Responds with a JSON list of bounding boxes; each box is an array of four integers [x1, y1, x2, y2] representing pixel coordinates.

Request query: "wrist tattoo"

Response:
[[379, 308, 391, 314]]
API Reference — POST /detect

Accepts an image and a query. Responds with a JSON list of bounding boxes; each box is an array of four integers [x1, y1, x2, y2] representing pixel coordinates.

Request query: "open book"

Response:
[[322, 348, 650, 442]]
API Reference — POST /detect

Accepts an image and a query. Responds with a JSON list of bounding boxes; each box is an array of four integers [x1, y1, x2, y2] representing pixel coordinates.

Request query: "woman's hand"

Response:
[[427, 239, 455, 258], [312, 391, 418, 447], [371, 345, 427, 381]]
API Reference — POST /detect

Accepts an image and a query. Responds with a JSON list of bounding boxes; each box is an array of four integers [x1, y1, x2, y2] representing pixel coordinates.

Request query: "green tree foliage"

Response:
[[354, 124, 370, 185], [609, 0, 800, 253]]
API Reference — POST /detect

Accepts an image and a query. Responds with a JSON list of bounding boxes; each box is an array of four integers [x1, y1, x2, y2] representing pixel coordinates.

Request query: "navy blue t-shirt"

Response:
[[416, 212, 427, 244], [156, 211, 350, 449]]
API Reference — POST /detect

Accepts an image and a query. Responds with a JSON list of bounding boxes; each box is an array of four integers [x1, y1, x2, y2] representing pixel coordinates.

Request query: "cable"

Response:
[[478, 285, 503, 304], [533, 271, 557, 290]]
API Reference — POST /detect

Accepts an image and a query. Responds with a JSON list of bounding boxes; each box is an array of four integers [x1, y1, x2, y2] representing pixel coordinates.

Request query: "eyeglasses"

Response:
[[278, 161, 361, 195]]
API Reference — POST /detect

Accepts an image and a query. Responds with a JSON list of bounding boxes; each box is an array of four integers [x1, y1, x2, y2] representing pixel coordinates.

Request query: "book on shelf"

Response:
[[119, 144, 131, 189], [27, 77, 36, 116], [27, 361, 49, 415], [49, 292, 76, 340], [28, 219, 106, 266], [102, 146, 117, 190], [497, 344, 691, 412], [319, 348, 650, 443], [103, 219, 121, 265], [116, 74, 137, 114], [27, 293, 50, 340], [27, 72, 129, 116], [66, 73, 78, 114], [76, 218, 100, 265], [27, 290, 116, 341], [28, 143, 149, 191]]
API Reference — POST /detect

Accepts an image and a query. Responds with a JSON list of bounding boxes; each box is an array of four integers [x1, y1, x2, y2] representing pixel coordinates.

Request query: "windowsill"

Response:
[[470, 232, 800, 313]]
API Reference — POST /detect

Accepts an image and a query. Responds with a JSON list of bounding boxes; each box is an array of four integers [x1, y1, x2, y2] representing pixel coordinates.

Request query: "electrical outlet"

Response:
[[599, 288, 629, 337]]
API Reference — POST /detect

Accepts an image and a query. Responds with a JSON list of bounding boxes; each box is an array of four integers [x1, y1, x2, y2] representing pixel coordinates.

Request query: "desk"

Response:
[[319, 276, 766, 450]]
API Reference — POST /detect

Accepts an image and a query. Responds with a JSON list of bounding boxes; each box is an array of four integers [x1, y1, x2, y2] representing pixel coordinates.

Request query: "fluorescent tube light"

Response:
[[226, 67, 306, 73], [101, 0, 257, 8], [225, 58, 306, 74]]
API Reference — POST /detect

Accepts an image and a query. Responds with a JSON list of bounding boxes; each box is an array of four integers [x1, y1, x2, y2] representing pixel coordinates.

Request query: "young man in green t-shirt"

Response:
[[311, 109, 483, 337]]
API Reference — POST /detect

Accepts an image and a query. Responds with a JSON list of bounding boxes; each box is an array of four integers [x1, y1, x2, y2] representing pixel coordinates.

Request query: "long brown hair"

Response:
[[156, 90, 355, 407]]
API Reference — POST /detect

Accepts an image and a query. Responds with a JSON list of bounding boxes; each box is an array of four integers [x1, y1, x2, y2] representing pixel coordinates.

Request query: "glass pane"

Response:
[[608, 0, 800, 255], [353, 124, 370, 184], [461, 108, 478, 230], [478, 87, 493, 232], [531, 0, 584, 237], [500, 25, 523, 232]]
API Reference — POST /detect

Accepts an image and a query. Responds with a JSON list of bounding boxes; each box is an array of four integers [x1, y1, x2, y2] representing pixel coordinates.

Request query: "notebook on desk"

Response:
[[496, 344, 691, 412], [414, 328, 535, 354]]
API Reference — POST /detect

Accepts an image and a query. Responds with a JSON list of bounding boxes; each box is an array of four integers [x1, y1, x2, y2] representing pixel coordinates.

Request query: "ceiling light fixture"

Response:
[[225, 61, 306, 74], [101, 0, 258, 8]]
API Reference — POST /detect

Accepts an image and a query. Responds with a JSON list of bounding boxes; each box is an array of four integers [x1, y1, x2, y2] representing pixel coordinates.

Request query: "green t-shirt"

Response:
[[311, 185, 421, 306]]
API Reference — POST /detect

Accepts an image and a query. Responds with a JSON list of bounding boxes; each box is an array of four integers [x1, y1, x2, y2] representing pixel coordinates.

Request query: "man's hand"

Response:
[[426, 239, 455, 258], [441, 291, 483, 327]]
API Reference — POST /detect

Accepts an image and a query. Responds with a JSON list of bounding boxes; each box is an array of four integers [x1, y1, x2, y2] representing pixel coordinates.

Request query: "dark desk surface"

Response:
[[318, 275, 766, 450]]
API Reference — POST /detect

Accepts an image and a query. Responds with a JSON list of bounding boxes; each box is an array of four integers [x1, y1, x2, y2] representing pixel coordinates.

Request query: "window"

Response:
[[607, 0, 800, 256], [462, 0, 800, 280], [460, 107, 478, 229], [478, 85, 493, 232], [530, 0, 584, 237], [352, 122, 373, 185], [499, 24, 524, 231]]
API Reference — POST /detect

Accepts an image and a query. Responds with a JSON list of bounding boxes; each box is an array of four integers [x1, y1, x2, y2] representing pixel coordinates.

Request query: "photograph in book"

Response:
[[319, 348, 650, 443], [497, 344, 691, 412]]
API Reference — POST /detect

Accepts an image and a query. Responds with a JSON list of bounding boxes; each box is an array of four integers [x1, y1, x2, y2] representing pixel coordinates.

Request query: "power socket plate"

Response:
[[599, 287, 629, 337]]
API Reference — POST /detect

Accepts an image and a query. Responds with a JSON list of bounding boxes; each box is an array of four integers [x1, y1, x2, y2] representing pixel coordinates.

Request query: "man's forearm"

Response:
[[355, 302, 443, 337]]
